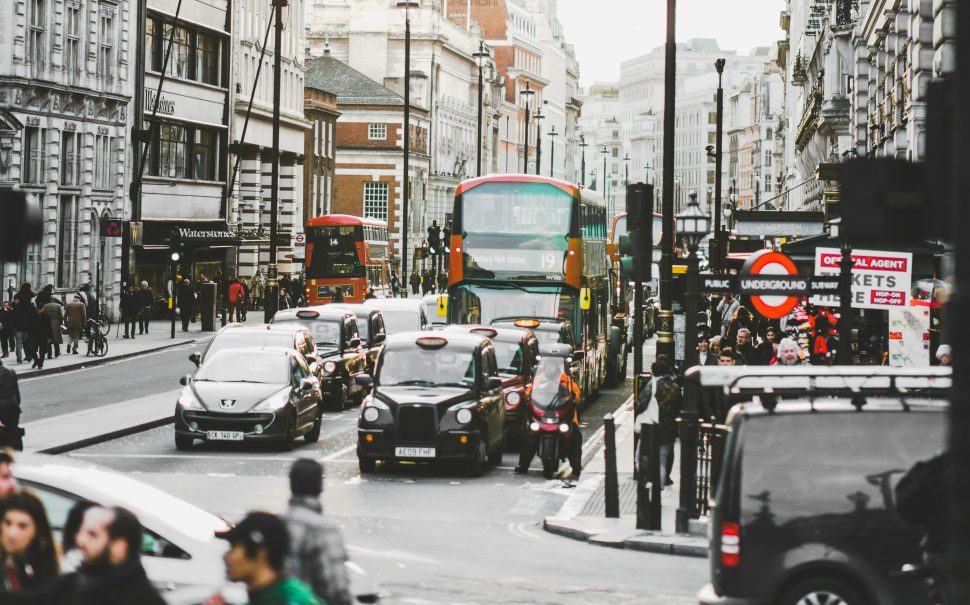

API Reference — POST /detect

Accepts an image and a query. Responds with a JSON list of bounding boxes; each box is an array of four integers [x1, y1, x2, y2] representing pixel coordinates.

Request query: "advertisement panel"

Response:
[[812, 247, 912, 310], [888, 306, 931, 367]]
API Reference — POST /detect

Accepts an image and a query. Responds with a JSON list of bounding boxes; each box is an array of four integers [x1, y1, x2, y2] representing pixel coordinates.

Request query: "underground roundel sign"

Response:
[[742, 250, 799, 319]]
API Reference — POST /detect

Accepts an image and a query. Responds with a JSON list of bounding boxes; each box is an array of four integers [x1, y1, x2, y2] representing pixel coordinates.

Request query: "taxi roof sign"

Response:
[[469, 327, 498, 339], [416, 336, 448, 349], [514, 319, 541, 328]]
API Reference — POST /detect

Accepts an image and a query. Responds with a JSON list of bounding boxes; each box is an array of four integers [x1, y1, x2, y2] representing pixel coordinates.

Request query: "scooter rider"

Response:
[[514, 357, 582, 478]]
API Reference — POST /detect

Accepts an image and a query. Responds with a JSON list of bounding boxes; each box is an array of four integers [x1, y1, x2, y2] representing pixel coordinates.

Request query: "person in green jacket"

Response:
[[209, 512, 323, 605]]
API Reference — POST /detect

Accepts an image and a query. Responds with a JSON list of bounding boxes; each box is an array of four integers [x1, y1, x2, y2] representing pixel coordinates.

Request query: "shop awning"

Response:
[[734, 210, 826, 238]]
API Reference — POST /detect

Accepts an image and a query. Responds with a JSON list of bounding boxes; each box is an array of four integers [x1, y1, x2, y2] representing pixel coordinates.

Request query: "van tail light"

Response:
[[720, 521, 740, 567]]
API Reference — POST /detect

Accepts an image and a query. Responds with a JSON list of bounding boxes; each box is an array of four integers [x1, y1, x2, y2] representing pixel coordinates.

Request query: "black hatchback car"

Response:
[[270, 307, 369, 409], [355, 332, 505, 476], [698, 367, 952, 605], [174, 348, 323, 451]]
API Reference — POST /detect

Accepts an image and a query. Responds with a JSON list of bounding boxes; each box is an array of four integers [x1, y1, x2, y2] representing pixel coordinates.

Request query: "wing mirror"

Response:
[[485, 376, 503, 391], [355, 375, 374, 388], [299, 378, 315, 392], [373, 333, 387, 344], [305, 353, 318, 364], [348, 337, 362, 349], [179, 375, 191, 386], [188, 352, 201, 367], [571, 350, 585, 362]]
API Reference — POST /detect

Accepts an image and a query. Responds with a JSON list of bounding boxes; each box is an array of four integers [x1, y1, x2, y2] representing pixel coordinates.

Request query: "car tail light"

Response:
[[720, 521, 740, 567]]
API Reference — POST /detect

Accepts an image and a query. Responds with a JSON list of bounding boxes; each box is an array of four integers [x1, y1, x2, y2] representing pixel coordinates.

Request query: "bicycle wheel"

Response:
[[99, 318, 111, 336], [94, 334, 108, 357]]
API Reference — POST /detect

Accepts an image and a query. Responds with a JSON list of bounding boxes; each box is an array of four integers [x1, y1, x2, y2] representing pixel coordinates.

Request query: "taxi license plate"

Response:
[[207, 431, 244, 441], [395, 447, 435, 458]]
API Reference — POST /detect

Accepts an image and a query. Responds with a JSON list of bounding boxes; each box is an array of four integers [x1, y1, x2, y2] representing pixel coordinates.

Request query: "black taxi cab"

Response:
[[269, 307, 368, 410], [355, 332, 506, 476], [445, 325, 539, 446], [328, 303, 387, 374]]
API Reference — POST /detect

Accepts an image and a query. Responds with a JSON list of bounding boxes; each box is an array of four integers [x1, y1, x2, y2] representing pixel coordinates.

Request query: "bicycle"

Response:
[[85, 320, 109, 357], [93, 316, 111, 336]]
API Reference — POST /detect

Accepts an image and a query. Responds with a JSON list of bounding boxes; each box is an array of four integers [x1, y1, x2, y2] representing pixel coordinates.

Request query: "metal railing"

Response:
[[693, 422, 728, 518]]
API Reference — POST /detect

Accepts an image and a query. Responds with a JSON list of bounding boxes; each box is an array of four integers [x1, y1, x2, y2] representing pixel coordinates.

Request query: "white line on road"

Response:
[[68, 453, 300, 462], [319, 444, 357, 461]]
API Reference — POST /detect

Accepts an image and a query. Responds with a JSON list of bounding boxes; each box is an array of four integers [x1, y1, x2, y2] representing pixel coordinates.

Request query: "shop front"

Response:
[[134, 221, 239, 303]]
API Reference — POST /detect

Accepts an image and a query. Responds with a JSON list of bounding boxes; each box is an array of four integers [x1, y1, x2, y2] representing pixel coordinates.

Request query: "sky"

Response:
[[557, 0, 786, 86]]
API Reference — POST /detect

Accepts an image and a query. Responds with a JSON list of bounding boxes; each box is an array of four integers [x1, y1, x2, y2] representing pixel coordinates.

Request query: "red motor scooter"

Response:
[[524, 351, 582, 479]]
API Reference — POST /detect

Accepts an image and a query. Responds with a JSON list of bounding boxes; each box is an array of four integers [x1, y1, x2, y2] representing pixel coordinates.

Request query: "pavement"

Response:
[[542, 342, 712, 558]]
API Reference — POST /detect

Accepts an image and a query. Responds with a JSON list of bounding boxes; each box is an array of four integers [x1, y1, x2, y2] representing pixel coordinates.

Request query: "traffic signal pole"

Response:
[[657, 0, 677, 362]]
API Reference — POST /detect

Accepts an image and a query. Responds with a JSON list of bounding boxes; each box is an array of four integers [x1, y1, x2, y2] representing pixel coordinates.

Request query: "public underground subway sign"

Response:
[[742, 250, 801, 319], [812, 247, 912, 310]]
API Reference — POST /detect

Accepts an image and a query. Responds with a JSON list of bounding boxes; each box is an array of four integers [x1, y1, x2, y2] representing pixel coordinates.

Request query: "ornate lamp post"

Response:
[[578, 135, 589, 186], [534, 109, 545, 176], [473, 41, 490, 177], [520, 82, 534, 173], [674, 191, 711, 534], [547, 126, 558, 178], [623, 153, 631, 185]]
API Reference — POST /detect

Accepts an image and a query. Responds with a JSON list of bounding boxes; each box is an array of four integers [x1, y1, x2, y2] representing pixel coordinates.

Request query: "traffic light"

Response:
[[442, 225, 451, 254], [619, 184, 654, 282], [427, 221, 441, 255]]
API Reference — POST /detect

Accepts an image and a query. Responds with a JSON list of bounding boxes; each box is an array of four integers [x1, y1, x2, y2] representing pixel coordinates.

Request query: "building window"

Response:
[[194, 32, 219, 85], [764, 150, 772, 166], [157, 122, 187, 178], [24, 127, 47, 185], [368, 123, 387, 140], [97, 7, 116, 83], [148, 17, 220, 86], [28, 0, 47, 70], [764, 174, 772, 193], [146, 119, 220, 181], [363, 182, 389, 221], [57, 195, 80, 288], [64, 3, 81, 80], [192, 129, 216, 180], [60, 131, 81, 187], [94, 135, 113, 189]]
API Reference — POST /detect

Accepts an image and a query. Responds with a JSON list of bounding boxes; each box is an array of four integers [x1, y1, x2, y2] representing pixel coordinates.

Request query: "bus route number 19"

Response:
[[541, 253, 557, 270]]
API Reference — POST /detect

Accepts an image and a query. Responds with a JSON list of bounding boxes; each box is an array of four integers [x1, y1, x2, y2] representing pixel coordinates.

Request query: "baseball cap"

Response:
[[215, 512, 290, 558]]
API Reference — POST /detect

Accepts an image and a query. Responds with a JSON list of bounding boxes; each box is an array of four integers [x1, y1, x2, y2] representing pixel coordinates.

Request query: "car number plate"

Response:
[[395, 447, 435, 458], [207, 431, 244, 441]]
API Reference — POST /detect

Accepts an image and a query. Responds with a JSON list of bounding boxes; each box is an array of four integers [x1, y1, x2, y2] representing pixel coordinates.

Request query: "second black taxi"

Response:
[[355, 332, 506, 476]]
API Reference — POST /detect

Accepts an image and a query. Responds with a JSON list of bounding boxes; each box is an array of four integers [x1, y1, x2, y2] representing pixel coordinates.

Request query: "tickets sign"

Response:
[[812, 247, 912, 310]]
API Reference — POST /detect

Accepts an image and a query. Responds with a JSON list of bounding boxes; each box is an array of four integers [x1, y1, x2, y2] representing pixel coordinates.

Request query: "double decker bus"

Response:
[[304, 215, 389, 305], [446, 175, 615, 401]]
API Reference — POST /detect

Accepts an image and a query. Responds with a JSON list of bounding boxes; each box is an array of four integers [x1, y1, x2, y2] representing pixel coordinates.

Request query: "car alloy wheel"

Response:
[[782, 578, 864, 605]]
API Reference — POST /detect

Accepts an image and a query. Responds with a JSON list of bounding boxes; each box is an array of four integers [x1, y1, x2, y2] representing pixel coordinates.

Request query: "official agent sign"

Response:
[[812, 247, 912, 310]]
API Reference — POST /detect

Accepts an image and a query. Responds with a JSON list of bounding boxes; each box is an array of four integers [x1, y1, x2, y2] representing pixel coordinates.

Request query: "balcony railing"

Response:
[[835, 0, 854, 26]]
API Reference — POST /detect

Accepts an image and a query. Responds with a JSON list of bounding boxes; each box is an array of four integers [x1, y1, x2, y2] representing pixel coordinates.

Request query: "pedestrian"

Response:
[[121, 285, 139, 339], [772, 337, 809, 366], [409, 272, 420, 296], [58, 500, 97, 573], [251, 271, 264, 310], [697, 332, 716, 366], [437, 271, 447, 293], [364, 287, 376, 301], [716, 294, 739, 339], [11, 506, 167, 604], [239, 278, 250, 322], [279, 288, 293, 311], [11, 296, 32, 365], [0, 490, 60, 593], [0, 452, 16, 502], [77, 284, 99, 339], [709, 334, 722, 357], [0, 302, 13, 359], [810, 314, 838, 365], [717, 347, 737, 366], [63, 296, 87, 355], [0, 359, 23, 451], [41, 299, 62, 359], [753, 326, 778, 365], [136, 282, 153, 334], [33, 286, 53, 308], [725, 306, 755, 349], [734, 327, 755, 365], [330, 288, 344, 304], [282, 459, 352, 605], [177, 279, 196, 332], [27, 305, 51, 369], [209, 512, 321, 605], [390, 272, 400, 298], [635, 355, 682, 485]]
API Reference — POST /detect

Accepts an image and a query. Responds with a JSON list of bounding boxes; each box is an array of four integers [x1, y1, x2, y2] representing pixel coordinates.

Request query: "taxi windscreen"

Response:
[[381, 310, 421, 334], [493, 341, 524, 375], [208, 331, 296, 357], [195, 351, 289, 384], [273, 316, 341, 346], [378, 348, 475, 388]]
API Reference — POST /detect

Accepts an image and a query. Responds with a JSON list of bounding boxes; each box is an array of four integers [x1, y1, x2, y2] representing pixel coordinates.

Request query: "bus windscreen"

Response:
[[307, 225, 364, 278], [461, 182, 572, 237]]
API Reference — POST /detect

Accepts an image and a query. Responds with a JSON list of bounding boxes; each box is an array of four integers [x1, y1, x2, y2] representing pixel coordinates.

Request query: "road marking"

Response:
[[68, 453, 300, 462], [320, 444, 357, 461]]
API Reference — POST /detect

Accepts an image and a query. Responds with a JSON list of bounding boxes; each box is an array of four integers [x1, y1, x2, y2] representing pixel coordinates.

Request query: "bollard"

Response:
[[603, 413, 620, 518], [636, 422, 663, 530]]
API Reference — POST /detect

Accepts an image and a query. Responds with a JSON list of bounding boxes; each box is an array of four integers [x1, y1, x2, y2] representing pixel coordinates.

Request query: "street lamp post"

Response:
[[579, 135, 588, 186], [713, 58, 725, 272], [548, 126, 558, 178], [397, 1, 418, 294], [520, 82, 534, 173], [657, 0, 677, 362], [601, 146, 608, 195], [624, 153, 631, 185], [263, 0, 287, 321], [473, 41, 490, 177], [534, 109, 545, 176], [674, 191, 711, 534]]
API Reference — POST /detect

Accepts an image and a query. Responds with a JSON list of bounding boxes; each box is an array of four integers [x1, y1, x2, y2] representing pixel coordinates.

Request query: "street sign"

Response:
[[741, 250, 799, 319], [100, 217, 123, 238], [700, 274, 736, 293], [699, 274, 841, 296], [292, 232, 306, 261], [812, 247, 912, 309]]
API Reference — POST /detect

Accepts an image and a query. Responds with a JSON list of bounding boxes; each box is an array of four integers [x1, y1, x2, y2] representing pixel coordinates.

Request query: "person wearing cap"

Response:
[[936, 344, 951, 366], [3, 506, 167, 604], [283, 459, 352, 605], [212, 512, 320, 605]]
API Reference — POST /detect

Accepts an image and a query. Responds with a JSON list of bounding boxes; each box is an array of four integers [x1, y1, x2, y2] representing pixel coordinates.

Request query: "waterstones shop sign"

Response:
[[175, 228, 240, 246]]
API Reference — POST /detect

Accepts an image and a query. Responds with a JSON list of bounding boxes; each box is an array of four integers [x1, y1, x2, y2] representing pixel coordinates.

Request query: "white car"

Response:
[[14, 453, 379, 604]]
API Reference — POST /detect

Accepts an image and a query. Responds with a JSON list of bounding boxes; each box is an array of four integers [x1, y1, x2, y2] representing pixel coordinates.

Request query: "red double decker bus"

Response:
[[304, 215, 389, 304]]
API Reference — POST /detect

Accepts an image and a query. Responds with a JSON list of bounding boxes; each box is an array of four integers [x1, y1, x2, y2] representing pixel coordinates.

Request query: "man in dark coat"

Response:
[[2, 506, 167, 605], [0, 301, 13, 359], [0, 359, 23, 450], [136, 282, 153, 334], [11, 295, 33, 364], [177, 279, 195, 332], [408, 272, 420, 295], [120, 285, 138, 339], [28, 304, 52, 369]]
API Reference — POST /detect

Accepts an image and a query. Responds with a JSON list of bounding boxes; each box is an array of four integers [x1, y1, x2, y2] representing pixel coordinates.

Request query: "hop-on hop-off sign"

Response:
[[812, 247, 912, 310]]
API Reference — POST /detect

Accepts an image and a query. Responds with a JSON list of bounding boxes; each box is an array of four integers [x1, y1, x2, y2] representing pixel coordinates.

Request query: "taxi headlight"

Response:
[[254, 390, 291, 412], [362, 407, 380, 423], [177, 390, 202, 410], [505, 391, 521, 406], [559, 423, 570, 433], [323, 361, 337, 374], [456, 409, 473, 425]]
